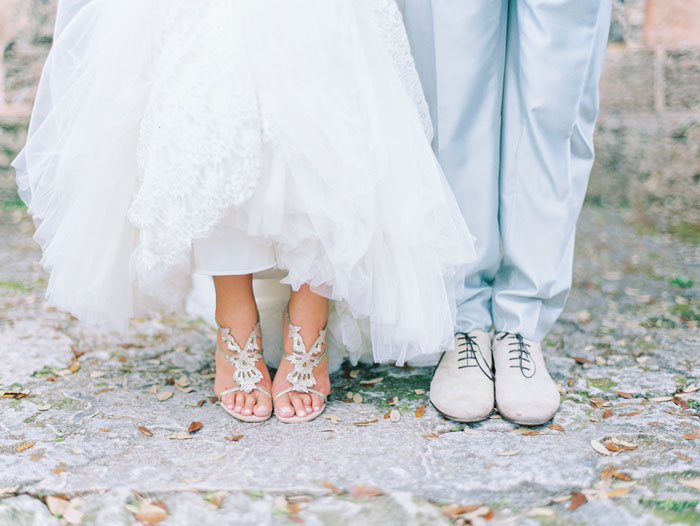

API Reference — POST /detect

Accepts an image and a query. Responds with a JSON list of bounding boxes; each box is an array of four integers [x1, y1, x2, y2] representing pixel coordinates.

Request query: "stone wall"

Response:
[[1, 0, 699, 228], [591, 0, 700, 227]]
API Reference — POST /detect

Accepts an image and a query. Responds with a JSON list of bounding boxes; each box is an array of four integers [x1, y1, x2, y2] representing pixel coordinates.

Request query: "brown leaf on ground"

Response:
[[188, 421, 203, 434], [603, 409, 613, 419], [424, 433, 440, 439], [684, 431, 698, 440], [591, 440, 611, 456], [442, 504, 482, 519], [99, 428, 110, 432], [0, 391, 31, 399], [674, 452, 692, 462], [514, 428, 541, 436], [138, 426, 153, 437], [168, 432, 192, 440], [601, 467, 631, 481], [548, 424, 565, 432], [156, 390, 173, 401], [387, 397, 398, 405], [611, 437, 638, 450], [354, 419, 378, 426], [323, 480, 343, 495], [197, 399, 206, 407], [16, 442, 34, 452], [568, 491, 587, 511], [384, 411, 391, 419], [225, 435, 244, 442], [619, 411, 641, 417], [573, 356, 593, 365], [673, 396, 690, 410], [607, 488, 633, 498], [590, 397, 607, 408], [616, 391, 633, 399], [415, 405, 426, 418], [68, 362, 80, 373], [347, 485, 383, 497], [128, 500, 168, 523], [680, 479, 700, 491]]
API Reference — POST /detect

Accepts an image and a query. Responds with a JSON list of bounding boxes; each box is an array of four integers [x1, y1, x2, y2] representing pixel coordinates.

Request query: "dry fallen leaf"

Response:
[[606, 488, 633, 498], [674, 452, 692, 462], [168, 432, 192, 440], [46, 496, 84, 524], [684, 431, 698, 440], [616, 391, 633, 399], [611, 437, 638, 450], [188, 421, 203, 434], [573, 356, 593, 365], [548, 424, 565, 432], [619, 411, 641, 417], [415, 405, 426, 418], [590, 397, 606, 408], [424, 433, 440, 439], [354, 419, 378, 427], [682, 384, 698, 394], [387, 397, 398, 405], [528, 507, 555, 517], [138, 426, 153, 437], [603, 409, 613, 420], [498, 450, 520, 457], [0, 486, 19, 497], [203, 491, 226, 508], [648, 396, 673, 403], [352, 393, 363, 404], [323, 480, 343, 495], [225, 435, 244, 442], [17, 442, 34, 452], [128, 500, 168, 523], [441, 504, 484, 520], [680, 479, 700, 492], [514, 428, 541, 436], [414, 389, 425, 395], [99, 428, 110, 432], [157, 390, 174, 401], [568, 491, 587, 511], [347, 485, 383, 497], [672, 396, 690, 410], [591, 439, 611, 456], [37, 404, 51, 411]]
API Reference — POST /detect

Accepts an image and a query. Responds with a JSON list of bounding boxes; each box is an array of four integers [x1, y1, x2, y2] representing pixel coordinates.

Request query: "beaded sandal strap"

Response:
[[272, 307, 328, 403], [216, 321, 271, 399]]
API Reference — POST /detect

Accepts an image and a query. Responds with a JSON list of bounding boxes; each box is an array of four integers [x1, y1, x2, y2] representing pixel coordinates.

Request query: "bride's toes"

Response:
[[290, 393, 308, 418], [254, 393, 271, 417], [275, 394, 295, 418], [234, 392, 246, 413], [310, 393, 325, 413], [221, 393, 235, 411], [242, 393, 256, 416]]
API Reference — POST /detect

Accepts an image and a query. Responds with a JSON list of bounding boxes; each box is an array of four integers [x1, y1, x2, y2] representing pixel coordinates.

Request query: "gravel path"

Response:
[[1, 205, 699, 526]]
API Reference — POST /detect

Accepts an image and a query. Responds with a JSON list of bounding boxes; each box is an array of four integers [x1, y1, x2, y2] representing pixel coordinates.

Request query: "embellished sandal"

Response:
[[273, 307, 329, 424], [215, 321, 272, 423]]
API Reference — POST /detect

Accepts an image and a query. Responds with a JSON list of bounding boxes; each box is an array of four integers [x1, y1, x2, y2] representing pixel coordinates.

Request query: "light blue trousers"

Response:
[[403, 0, 611, 342]]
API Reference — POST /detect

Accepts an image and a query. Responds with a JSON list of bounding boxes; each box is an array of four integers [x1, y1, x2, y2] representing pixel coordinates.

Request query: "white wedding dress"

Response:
[[14, 0, 475, 367]]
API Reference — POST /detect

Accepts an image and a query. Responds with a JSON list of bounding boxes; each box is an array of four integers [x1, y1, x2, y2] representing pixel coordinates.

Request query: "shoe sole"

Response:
[[221, 403, 271, 423], [274, 405, 325, 424], [495, 403, 557, 427], [429, 399, 494, 423]]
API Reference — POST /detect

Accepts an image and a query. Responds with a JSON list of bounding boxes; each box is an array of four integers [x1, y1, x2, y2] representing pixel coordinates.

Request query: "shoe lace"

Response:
[[456, 332, 494, 380], [496, 333, 535, 378]]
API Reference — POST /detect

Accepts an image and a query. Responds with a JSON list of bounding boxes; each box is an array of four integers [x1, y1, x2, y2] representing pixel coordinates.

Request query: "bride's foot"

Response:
[[214, 316, 273, 421], [272, 286, 330, 422], [213, 275, 272, 421]]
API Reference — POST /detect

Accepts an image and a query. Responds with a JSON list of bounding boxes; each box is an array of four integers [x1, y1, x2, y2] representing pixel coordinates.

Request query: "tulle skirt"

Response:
[[13, 0, 476, 365]]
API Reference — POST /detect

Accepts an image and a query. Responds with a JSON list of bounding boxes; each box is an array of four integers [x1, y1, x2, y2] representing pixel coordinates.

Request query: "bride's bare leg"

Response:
[[213, 275, 272, 418], [272, 284, 330, 419]]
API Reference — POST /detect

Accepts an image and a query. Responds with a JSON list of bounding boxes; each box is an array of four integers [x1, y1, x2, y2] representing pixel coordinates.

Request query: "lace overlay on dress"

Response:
[[127, 0, 433, 315]]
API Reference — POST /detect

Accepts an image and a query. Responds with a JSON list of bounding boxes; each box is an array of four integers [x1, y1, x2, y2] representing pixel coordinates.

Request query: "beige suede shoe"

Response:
[[429, 330, 495, 422], [493, 332, 560, 426]]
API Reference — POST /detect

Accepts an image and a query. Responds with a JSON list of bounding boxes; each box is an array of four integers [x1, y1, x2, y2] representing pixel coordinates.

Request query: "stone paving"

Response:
[[1, 205, 699, 526]]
